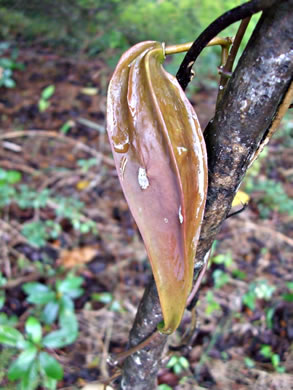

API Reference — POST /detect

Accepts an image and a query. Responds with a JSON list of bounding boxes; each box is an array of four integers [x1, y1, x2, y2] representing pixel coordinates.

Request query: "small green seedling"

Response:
[[244, 357, 255, 368], [212, 269, 230, 289], [38, 85, 55, 112], [212, 253, 233, 268], [260, 344, 285, 373], [91, 292, 123, 312], [166, 355, 189, 375], [0, 317, 64, 390], [0, 42, 24, 88], [243, 280, 276, 311], [77, 158, 98, 173]]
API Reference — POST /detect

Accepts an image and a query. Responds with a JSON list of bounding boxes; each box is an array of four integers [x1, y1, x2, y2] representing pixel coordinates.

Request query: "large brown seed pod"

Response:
[[107, 41, 208, 334]]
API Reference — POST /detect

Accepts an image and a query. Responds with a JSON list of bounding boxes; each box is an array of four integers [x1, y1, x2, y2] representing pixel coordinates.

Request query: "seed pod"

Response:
[[107, 41, 207, 334]]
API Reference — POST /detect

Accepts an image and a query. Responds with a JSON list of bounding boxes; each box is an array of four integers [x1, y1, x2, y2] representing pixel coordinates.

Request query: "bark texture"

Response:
[[120, 1, 293, 389]]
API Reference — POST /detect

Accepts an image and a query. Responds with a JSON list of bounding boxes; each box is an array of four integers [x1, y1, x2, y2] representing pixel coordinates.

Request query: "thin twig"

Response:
[[217, 17, 252, 104], [0, 272, 41, 289], [0, 130, 115, 167]]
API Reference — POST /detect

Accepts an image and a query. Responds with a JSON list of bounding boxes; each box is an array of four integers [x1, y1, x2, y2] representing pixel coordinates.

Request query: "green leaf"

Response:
[[286, 282, 293, 291], [173, 363, 183, 375], [19, 360, 39, 390], [21, 222, 49, 247], [244, 357, 255, 368], [42, 327, 76, 349], [6, 170, 22, 184], [242, 291, 256, 311], [0, 325, 26, 348], [272, 353, 280, 368], [4, 78, 16, 88], [205, 291, 221, 314], [0, 291, 5, 310], [60, 120, 74, 134], [59, 294, 74, 312], [282, 293, 293, 302], [212, 253, 233, 268], [158, 385, 172, 390], [39, 352, 63, 380], [166, 355, 178, 368], [178, 356, 189, 369], [266, 307, 275, 329], [232, 269, 247, 280], [23, 282, 56, 304], [91, 292, 113, 304], [25, 317, 42, 344], [8, 345, 37, 380], [41, 85, 55, 100], [260, 344, 272, 358], [0, 313, 18, 326], [42, 375, 57, 390], [38, 99, 50, 112], [42, 301, 59, 325], [212, 269, 229, 288], [42, 303, 78, 348], [57, 276, 83, 296], [276, 365, 285, 373], [59, 304, 78, 334]]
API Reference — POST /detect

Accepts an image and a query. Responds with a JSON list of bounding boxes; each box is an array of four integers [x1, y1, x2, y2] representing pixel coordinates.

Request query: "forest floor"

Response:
[[0, 47, 292, 390]]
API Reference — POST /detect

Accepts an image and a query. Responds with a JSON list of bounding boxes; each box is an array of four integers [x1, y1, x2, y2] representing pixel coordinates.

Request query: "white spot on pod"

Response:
[[138, 167, 149, 190], [178, 205, 183, 224], [164, 218, 168, 223], [177, 146, 188, 155]]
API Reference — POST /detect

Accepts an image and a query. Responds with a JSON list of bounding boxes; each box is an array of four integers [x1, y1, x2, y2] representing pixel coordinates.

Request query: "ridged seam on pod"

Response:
[[107, 41, 208, 334]]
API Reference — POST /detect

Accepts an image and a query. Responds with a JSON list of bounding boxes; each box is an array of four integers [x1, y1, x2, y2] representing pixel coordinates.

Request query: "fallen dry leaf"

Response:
[[59, 246, 97, 268]]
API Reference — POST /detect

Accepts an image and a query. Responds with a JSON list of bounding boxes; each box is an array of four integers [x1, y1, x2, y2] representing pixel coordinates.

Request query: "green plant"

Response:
[[0, 275, 85, 388], [242, 280, 276, 311], [23, 274, 83, 327], [282, 282, 293, 302], [38, 85, 55, 112], [245, 177, 293, 219], [212, 252, 233, 268], [166, 355, 189, 375], [60, 120, 75, 134], [21, 220, 62, 248], [273, 113, 293, 147], [212, 269, 230, 289], [158, 385, 172, 390], [0, 170, 98, 247], [77, 158, 98, 173], [0, 316, 64, 389], [0, 169, 22, 207], [205, 291, 221, 315], [260, 344, 285, 373], [91, 292, 123, 312], [0, 42, 24, 88], [244, 356, 255, 368]]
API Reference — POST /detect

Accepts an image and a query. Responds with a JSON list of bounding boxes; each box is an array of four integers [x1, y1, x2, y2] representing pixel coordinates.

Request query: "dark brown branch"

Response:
[[176, 0, 280, 90], [119, 1, 293, 389]]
